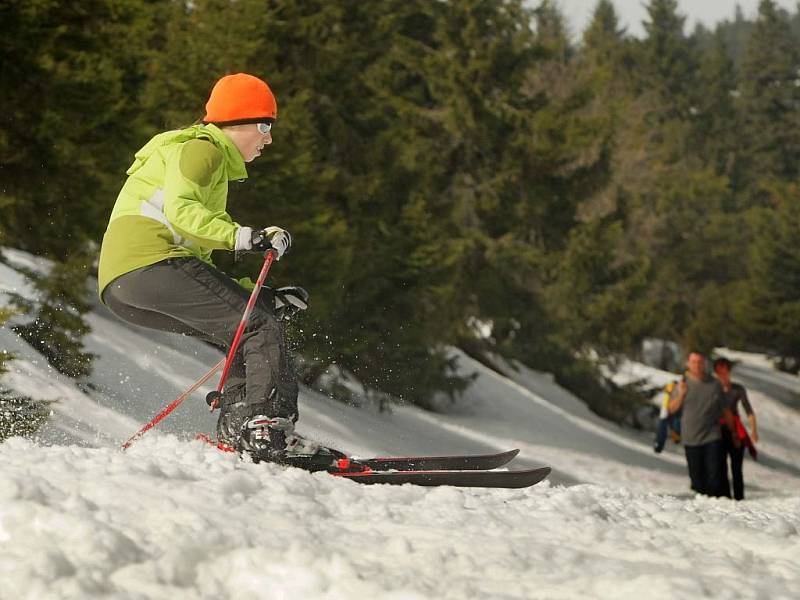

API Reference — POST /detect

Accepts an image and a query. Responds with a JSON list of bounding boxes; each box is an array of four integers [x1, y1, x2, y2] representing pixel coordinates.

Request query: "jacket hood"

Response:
[[126, 123, 248, 181]]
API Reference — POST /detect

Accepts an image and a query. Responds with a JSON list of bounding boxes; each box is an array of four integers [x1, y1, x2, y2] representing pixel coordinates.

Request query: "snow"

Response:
[[1, 436, 798, 600], [2, 436, 799, 600], [2, 249, 800, 599]]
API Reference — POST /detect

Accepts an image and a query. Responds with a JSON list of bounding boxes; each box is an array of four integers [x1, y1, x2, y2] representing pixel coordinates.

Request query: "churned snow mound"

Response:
[[1, 436, 798, 600]]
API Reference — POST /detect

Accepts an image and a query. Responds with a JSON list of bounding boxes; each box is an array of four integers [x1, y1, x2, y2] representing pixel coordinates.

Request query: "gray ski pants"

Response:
[[102, 257, 298, 419]]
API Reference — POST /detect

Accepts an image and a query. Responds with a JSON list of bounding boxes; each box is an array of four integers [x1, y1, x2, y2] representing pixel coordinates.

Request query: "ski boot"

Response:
[[240, 415, 294, 463], [216, 400, 288, 460], [217, 397, 344, 471], [239, 417, 345, 471], [247, 415, 347, 472]]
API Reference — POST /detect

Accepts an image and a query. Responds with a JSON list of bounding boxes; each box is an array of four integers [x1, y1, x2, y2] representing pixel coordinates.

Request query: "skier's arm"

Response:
[[162, 140, 239, 250], [748, 413, 759, 444], [740, 387, 759, 443]]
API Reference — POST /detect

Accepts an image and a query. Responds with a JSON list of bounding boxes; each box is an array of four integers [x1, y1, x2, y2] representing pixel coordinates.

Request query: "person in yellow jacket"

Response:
[[99, 73, 303, 460]]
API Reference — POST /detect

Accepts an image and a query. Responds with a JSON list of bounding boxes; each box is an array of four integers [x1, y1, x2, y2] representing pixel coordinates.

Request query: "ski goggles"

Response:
[[257, 121, 273, 134]]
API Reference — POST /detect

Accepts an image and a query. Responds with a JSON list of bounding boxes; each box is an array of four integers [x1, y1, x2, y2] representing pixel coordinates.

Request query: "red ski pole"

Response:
[[206, 249, 276, 411], [121, 357, 225, 450], [121, 249, 277, 449]]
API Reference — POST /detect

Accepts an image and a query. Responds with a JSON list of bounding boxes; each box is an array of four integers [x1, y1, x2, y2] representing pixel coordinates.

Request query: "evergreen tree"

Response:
[[0, 305, 50, 442], [10, 250, 96, 379], [0, 0, 165, 256], [546, 217, 651, 357], [737, 0, 800, 196], [726, 4, 755, 67], [639, 0, 698, 125], [574, 0, 634, 222], [531, 1, 645, 360], [581, 0, 630, 77], [733, 183, 800, 363], [411, 0, 611, 363], [693, 30, 740, 181], [335, 0, 539, 401]]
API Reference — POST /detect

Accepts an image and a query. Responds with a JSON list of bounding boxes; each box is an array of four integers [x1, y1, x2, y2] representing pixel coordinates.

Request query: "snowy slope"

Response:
[[2, 248, 800, 599], [2, 435, 799, 600]]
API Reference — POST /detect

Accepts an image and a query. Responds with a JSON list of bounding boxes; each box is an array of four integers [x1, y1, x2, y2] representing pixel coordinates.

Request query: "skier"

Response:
[[98, 73, 305, 460]]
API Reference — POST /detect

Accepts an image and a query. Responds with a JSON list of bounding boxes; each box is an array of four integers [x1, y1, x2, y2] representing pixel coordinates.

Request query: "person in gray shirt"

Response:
[[669, 351, 739, 497]]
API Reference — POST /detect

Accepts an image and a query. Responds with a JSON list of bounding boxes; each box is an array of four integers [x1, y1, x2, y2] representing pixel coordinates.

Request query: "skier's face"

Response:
[[223, 123, 273, 162]]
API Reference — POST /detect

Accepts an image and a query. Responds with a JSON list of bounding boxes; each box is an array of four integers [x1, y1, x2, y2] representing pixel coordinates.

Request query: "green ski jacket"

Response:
[[98, 124, 250, 298]]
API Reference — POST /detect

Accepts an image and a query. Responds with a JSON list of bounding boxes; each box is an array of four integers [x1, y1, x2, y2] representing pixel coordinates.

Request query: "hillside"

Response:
[[1, 248, 799, 599]]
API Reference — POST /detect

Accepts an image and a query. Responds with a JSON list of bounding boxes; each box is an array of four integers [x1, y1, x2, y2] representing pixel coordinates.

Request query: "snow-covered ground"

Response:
[[1, 248, 799, 599]]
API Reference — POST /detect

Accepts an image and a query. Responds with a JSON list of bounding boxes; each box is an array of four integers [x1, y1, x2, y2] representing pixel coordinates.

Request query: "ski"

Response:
[[195, 433, 549, 487], [355, 449, 520, 472], [196, 433, 519, 472], [330, 467, 552, 489]]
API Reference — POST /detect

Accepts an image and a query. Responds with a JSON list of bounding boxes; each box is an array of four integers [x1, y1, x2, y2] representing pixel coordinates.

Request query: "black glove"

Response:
[[274, 286, 308, 321]]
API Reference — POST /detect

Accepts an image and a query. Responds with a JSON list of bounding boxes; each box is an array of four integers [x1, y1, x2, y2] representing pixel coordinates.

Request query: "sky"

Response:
[[558, 0, 799, 38]]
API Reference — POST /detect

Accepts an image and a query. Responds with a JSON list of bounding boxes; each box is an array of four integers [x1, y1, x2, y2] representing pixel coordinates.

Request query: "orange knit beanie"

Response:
[[203, 73, 277, 126]]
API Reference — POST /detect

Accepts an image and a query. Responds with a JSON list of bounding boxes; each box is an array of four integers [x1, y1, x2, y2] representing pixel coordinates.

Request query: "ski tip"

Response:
[[525, 466, 552, 487]]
